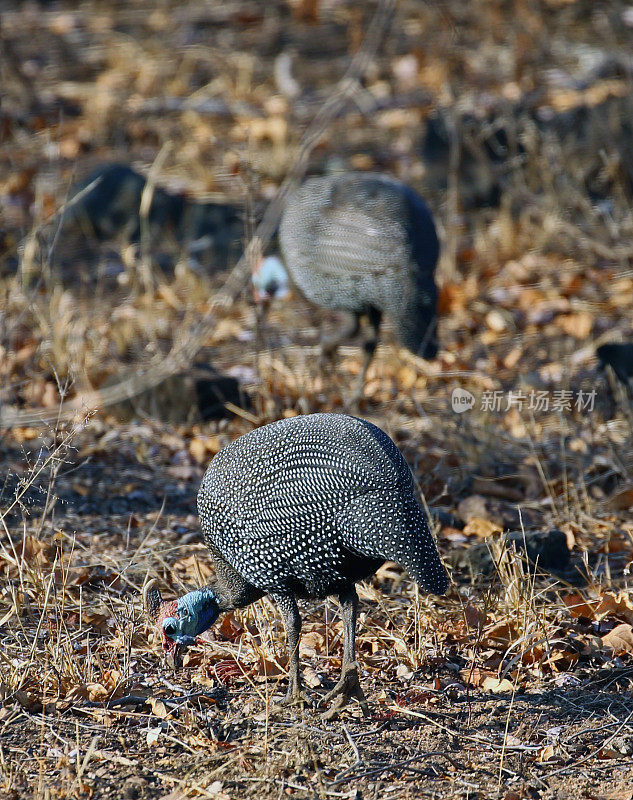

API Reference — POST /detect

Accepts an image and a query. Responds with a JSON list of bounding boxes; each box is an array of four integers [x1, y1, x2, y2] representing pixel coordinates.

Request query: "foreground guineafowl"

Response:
[[252, 172, 440, 400], [144, 413, 448, 717]]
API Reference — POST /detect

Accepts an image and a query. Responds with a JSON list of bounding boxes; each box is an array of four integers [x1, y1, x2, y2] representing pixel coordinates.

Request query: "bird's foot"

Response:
[[322, 662, 370, 720], [318, 350, 336, 375], [271, 686, 314, 714], [346, 377, 368, 412], [346, 393, 363, 415]]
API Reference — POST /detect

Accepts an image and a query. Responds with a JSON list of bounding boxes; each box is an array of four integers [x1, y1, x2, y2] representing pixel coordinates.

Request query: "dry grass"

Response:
[[3, 0, 633, 797]]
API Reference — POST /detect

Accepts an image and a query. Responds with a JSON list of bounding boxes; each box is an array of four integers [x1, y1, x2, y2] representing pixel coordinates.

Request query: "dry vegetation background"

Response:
[[2, 0, 633, 798]]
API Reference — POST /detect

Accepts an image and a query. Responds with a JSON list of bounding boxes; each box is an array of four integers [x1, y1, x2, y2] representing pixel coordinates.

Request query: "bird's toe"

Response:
[[271, 688, 314, 714], [322, 662, 370, 720]]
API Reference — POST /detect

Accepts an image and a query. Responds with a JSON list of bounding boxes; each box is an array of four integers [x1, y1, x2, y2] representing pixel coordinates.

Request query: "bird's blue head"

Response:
[[252, 255, 290, 303], [161, 587, 221, 650], [143, 581, 221, 663]]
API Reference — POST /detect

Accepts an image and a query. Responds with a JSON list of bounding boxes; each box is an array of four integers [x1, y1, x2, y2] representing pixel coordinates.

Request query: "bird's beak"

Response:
[[253, 287, 270, 304], [167, 630, 201, 670], [161, 611, 200, 670], [167, 643, 185, 670]]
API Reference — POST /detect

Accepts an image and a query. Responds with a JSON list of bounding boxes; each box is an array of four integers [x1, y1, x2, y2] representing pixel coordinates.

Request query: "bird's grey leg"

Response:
[[351, 307, 382, 405], [340, 586, 358, 667], [271, 592, 303, 704], [320, 311, 360, 369], [323, 586, 370, 719]]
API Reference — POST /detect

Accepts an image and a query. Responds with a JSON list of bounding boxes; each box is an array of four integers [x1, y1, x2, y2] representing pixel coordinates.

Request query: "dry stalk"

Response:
[[137, 142, 173, 294]]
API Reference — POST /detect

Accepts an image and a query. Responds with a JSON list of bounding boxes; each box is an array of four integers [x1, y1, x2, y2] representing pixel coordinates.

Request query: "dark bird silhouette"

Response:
[[597, 343, 633, 408], [597, 343, 633, 387], [144, 413, 448, 717], [252, 172, 440, 400], [65, 164, 244, 271]]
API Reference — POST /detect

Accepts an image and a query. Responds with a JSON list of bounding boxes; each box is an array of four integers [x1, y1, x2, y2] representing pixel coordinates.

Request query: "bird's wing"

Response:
[[303, 206, 410, 278], [242, 460, 386, 529], [336, 491, 449, 595]]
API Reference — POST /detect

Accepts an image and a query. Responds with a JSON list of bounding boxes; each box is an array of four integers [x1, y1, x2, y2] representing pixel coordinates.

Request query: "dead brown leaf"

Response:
[[595, 592, 633, 624], [300, 629, 325, 657], [563, 593, 596, 620], [537, 744, 556, 763], [557, 312, 593, 338], [148, 697, 170, 719], [437, 282, 467, 313], [256, 657, 287, 678], [464, 602, 488, 630], [482, 676, 514, 693], [463, 517, 503, 538], [602, 623, 633, 655], [608, 486, 633, 511], [484, 620, 517, 645], [218, 613, 244, 642], [86, 683, 110, 702]]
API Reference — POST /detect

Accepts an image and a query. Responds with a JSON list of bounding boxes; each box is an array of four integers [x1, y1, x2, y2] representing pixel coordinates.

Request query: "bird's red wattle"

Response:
[[157, 600, 178, 652]]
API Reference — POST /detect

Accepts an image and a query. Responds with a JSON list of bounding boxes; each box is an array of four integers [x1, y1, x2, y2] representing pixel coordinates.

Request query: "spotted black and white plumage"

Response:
[[145, 413, 448, 715], [198, 413, 447, 596], [272, 173, 439, 378]]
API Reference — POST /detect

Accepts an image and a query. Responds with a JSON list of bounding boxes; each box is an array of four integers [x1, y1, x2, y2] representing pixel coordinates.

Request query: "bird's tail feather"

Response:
[[337, 493, 449, 594]]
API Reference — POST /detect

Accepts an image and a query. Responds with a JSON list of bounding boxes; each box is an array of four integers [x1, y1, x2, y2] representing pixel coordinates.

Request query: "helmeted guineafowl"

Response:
[[66, 163, 244, 270], [597, 343, 633, 386], [253, 172, 440, 400], [144, 413, 448, 717]]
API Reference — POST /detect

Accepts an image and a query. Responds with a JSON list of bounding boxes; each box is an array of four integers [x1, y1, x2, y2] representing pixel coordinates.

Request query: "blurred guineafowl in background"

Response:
[[144, 413, 448, 717], [597, 343, 633, 387], [597, 342, 633, 402], [65, 163, 245, 271], [67, 164, 184, 242], [252, 172, 440, 400]]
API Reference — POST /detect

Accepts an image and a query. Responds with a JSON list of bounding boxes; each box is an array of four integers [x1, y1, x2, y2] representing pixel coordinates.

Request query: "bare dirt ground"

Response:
[[2, 1, 633, 798]]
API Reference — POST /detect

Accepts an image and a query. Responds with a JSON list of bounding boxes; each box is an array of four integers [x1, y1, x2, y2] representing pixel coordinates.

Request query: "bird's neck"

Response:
[[204, 580, 264, 612], [201, 582, 233, 612], [177, 586, 221, 636]]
